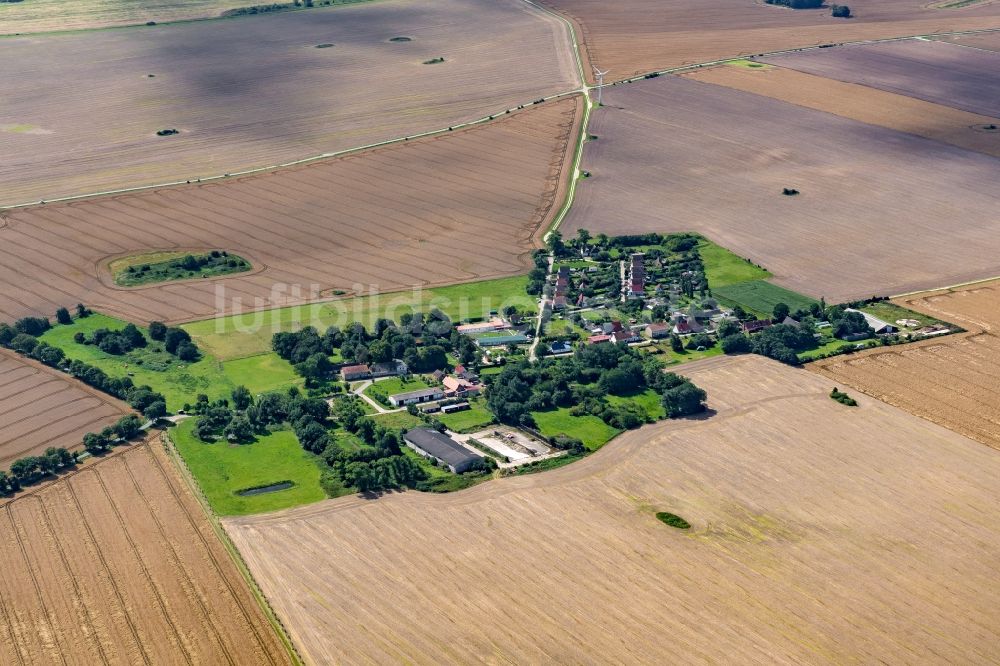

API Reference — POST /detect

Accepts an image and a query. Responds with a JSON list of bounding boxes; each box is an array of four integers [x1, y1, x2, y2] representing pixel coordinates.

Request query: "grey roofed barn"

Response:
[[403, 428, 484, 473]]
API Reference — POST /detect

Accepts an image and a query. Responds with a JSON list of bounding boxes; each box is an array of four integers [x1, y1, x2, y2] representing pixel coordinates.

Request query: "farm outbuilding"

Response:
[[389, 387, 445, 407], [403, 428, 484, 473]]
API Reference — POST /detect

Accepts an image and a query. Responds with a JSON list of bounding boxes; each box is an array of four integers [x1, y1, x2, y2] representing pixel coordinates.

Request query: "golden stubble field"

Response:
[[226, 355, 1000, 664], [813, 279, 1000, 451], [0, 440, 290, 665], [0, 0, 579, 206]]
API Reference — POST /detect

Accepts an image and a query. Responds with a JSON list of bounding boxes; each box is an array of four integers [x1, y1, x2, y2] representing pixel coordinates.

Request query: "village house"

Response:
[[341, 364, 372, 381], [741, 319, 773, 334], [371, 360, 407, 378], [442, 375, 482, 398], [845, 308, 898, 334], [645, 322, 671, 339]]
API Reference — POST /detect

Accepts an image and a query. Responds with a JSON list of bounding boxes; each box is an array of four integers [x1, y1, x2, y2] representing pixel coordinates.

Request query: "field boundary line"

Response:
[[159, 432, 305, 666], [891, 273, 1000, 299]]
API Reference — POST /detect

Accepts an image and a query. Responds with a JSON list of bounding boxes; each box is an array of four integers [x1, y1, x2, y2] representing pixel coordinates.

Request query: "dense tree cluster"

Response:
[[486, 342, 708, 434], [0, 447, 76, 494], [321, 408, 428, 492], [272, 311, 476, 383], [82, 414, 144, 454]]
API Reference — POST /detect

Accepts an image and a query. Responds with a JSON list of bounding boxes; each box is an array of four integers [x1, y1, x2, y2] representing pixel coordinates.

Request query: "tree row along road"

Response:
[[3, 0, 997, 212]]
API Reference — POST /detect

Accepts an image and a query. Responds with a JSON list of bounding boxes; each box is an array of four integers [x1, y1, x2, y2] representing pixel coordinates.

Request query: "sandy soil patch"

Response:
[[683, 62, 1000, 158], [539, 0, 1000, 80], [0, 348, 128, 468], [762, 39, 1000, 117], [225, 355, 1000, 664], [0, 96, 581, 325], [0, 0, 579, 206], [812, 279, 1000, 450], [0, 440, 290, 664], [561, 75, 1000, 302]]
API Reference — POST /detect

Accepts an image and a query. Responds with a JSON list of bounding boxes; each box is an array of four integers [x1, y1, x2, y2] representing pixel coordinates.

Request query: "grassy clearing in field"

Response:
[[531, 407, 621, 451], [698, 239, 771, 288], [437, 402, 496, 433], [184, 275, 531, 360], [40, 313, 230, 411], [606, 388, 665, 420], [169, 418, 325, 515], [724, 59, 772, 69], [370, 410, 426, 432], [221, 353, 302, 395], [714, 280, 818, 318], [40, 313, 300, 410]]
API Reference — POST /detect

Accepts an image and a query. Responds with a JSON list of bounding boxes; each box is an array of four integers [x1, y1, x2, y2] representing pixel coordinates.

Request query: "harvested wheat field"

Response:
[[683, 62, 1000, 158], [813, 279, 1000, 450], [561, 75, 1000, 302], [540, 0, 1000, 80], [0, 440, 291, 665], [0, 0, 265, 33], [0, 0, 579, 206], [0, 348, 128, 469], [935, 29, 1000, 50], [762, 39, 1000, 117], [226, 355, 1000, 664], [0, 96, 581, 325]]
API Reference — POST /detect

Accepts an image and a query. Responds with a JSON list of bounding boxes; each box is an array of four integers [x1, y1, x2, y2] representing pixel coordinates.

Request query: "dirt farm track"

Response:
[[562, 74, 1000, 302], [226, 356, 1000, 664], [0, 348, 127, 469], [0, 0, 578, 206], [813, 279, 1000, 452], [0, 96, 581, 325], [0, 441, 290, 665]]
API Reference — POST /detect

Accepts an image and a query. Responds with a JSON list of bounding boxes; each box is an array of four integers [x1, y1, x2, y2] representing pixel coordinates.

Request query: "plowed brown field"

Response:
[[683, 63, 1000, 158], [561, 75, 1000, 302], [539, 0, 1000, 80], [0, 348, 128, 469], [0, 440, 290, 665], [0, 0, 284, 34], [761, 39, 1000, 117], [813, 279, 1000, 450], [0, 0, 579, 206], [226, 355, 1000, 664], [0, 96, 581, 325]]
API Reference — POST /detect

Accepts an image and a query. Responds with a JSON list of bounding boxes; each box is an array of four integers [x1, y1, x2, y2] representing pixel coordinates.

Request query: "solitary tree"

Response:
[[56, 307, 72, 325]]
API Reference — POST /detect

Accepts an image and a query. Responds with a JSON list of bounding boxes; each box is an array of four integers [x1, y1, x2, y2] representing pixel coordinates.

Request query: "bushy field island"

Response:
[[0, 348, 128, 468], [0, 97, 581, 325], [561, 75, 1000, 302], [225, 355, 1000, 664], [0, 0, 579, 205], [0, 441, 291, 664], [812, 279, 1000, 450], [109, 249, 251, 287]]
